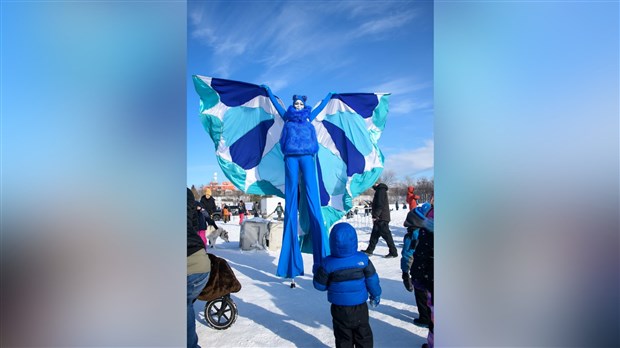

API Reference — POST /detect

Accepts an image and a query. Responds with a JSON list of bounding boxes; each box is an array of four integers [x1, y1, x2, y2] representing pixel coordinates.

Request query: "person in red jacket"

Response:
[[406, 186, 420, 210]]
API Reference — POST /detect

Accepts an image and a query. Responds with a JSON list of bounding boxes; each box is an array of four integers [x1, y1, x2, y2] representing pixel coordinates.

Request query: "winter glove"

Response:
[[402, 272, 413, 292], [368, 296, 380, 308]]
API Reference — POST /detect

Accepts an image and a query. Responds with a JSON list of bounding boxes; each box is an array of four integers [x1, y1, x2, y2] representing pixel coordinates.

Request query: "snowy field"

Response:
[[195, 206, 428, 347]]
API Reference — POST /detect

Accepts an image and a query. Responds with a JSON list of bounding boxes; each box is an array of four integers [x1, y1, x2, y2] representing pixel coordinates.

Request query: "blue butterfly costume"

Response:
[[192, 76, 390, 279]]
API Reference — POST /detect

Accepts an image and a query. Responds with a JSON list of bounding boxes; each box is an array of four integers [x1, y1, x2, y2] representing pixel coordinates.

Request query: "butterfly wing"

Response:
[[192, 75, 287, 197], [312, 93, 390, 228], [193, 77, 390, 233]]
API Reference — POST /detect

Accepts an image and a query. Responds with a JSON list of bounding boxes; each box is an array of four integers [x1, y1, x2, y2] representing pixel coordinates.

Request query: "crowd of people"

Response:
[[187, 183, 434, 348]]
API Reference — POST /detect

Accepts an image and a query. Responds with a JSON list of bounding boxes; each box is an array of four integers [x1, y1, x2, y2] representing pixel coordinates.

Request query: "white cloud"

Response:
[[390, 98, 433, 115], [213, 62, 231, 79], [188, 8, 203, 26], [188, 2, 422, 85], [191, 28, 216, 43], [383, 140, 434, 176], [260, 78, 289, 92], [367, 78, 433, 115], [352, 10, 418, 38], [214, 39, 247, 56], [367, 78, 431, 95]]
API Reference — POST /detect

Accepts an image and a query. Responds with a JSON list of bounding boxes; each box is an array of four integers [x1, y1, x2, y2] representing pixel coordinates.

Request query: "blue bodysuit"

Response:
[[266, 92, 331, 278]]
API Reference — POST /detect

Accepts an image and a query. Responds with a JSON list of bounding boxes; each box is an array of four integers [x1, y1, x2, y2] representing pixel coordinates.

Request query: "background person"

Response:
[[404, 198, 435, 348], [200, 188, 217, 217], [401, 203, 434, 328], [271, 202, 284, 220], [238, 200, 246, 224], [187, 188, 211, 348], [222, 204, 230, 223], [363, 181, 398, 258], [406, 186, 420, 210]]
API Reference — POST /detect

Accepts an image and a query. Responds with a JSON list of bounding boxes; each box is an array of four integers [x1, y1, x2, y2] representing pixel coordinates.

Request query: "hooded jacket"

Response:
[[404, 203, 434, 292], [406, 186, 420, 210], [280, 105, 319, 155], [313, 223, 381, 306], [371, 183, 390, 222], [187, 188, 206, 256], [400, 203, 433, 273]]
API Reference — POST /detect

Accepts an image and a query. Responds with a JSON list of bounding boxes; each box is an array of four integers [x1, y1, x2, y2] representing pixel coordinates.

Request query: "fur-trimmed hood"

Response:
[[284, 105, 312, 122]]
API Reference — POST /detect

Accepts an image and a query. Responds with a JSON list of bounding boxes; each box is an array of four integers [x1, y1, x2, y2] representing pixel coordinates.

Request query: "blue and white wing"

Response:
[[192, 75, 287, 197], [312, 93, 390, 228]]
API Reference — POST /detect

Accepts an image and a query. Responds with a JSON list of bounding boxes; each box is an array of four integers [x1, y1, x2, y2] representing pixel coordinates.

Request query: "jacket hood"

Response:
[[329, 223, 358, 258], [404, 202, 434, 232], [187, 188, 195, 202], [374, 183, 388, 191]]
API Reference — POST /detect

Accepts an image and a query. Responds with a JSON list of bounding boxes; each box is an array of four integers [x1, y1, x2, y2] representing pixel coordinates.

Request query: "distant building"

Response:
[[203, 181, 238, 194]]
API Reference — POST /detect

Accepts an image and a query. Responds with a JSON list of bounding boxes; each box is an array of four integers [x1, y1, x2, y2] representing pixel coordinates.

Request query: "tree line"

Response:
[[362, 170, 434, 204], [191, 170, 433, 206]]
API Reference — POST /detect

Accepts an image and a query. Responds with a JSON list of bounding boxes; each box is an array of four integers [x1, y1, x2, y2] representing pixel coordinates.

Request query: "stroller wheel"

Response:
[[204, 295, 238, 330]]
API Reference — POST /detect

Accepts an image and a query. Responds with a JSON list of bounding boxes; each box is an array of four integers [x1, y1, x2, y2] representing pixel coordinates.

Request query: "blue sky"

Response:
[[187, 0, 433, 187]]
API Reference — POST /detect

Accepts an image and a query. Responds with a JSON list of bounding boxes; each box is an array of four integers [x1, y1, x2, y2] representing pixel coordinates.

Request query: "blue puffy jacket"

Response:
[[401, 202, 434, 272], [279, 106, 319, 155], [313, 223, 381, 306]]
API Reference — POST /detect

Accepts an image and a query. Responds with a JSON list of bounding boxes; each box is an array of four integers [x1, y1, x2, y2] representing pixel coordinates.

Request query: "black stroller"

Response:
[[197, 253, 242, 330]]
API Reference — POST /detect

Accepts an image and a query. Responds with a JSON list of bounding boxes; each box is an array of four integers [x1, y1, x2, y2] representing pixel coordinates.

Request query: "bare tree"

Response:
[[380, 169, 397, 187], [404, 175, 415, 187], [414, 177, 434, 203], [190, 185, 199, 200], [391, 183, 408, 203]]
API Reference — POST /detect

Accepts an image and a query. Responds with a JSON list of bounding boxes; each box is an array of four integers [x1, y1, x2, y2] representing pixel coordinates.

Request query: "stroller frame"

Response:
[[197, 253, 242, 330]]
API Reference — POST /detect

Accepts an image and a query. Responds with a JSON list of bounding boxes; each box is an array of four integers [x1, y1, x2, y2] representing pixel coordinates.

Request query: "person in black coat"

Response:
[[405, 202, 434, 296], [402, 203, 434, 328], [187, 188, 211, 348], [198, 204, 220, 230], [363, 181, 398, 258], [188, 189, 206, 254], [200, 188, 217, 217], [404, 198, 434, 347]]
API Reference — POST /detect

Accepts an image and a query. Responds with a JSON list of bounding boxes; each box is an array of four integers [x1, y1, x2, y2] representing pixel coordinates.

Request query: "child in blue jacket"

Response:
[[314, 223, 382, 348], [401, 203, 434, 328]]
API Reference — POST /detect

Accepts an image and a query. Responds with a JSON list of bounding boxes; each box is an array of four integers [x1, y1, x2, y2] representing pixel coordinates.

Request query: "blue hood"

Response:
[[404, 202, 434, 232], [329, 223, 358, 258]]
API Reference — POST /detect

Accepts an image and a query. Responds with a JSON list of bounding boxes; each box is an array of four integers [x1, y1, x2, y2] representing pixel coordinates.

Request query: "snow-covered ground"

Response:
[[194, 206, 428, 347]]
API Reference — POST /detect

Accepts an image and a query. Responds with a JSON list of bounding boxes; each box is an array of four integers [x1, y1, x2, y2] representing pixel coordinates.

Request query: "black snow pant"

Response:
[[331, 303, 373, 348], [366, 220, 398, 255], [414, 287, 431, 323]]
